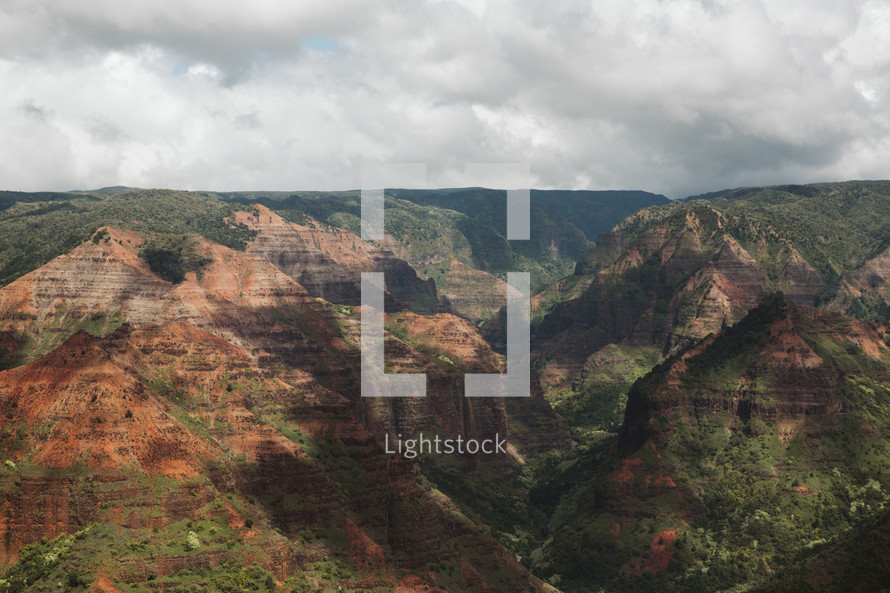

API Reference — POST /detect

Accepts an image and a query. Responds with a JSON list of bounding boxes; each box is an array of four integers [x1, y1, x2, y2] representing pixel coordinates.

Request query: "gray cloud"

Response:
[[18, 100, 48, 120], [0, 0, 888, 197]]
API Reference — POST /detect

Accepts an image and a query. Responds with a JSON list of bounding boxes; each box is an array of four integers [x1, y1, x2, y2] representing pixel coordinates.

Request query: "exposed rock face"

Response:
[[432, 258, 508, 321], [0, 322, 246, 564], [620, 295, 880, 448], [357, 312, 571, 457], [0, 228, 568, 591], [0, 227, 567, 455], [776, 247, 826, 306], [392, 311, 502, 371], [830, 243, 890, 315], [667, 238, 773, 344], [0, 228, 351, 377], [0, 329, 219, 475], [237, 205, 439, 311], [0, 318, 550, 591], [0, 228, 169, 327], [533, 205, 827, 387]]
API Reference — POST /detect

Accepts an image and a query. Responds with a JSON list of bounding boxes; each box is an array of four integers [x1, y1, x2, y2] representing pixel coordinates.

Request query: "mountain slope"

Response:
[[751, 506, 890, 592], [0, 217, 570, 591], [221, 188, 668, 320], [0, 189, 258, 289], [530, 294, 890, 592], [236, 204, 439, 312], [531, 182, 890, 442], [0, 322, 552, 592]]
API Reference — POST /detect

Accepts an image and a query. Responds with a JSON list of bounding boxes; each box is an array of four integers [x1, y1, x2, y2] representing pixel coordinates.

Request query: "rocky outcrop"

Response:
[[0, 227, 568, 456], [236, 205, 439, 311], [0, 228, 168, 327], [432, 258, 508, 321], [0, 228, 347, 377], [621, 295, 881, 447], [830, 243, 890, 314], [775, 246, 826, 306], [0, 317, 551, 591], [533, 205, 827, 388], [390, 311, 502, 371]]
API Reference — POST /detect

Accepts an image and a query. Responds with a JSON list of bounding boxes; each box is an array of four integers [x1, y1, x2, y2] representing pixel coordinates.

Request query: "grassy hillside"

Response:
[[703, 181, 890, 286], [751, 506, 890, 592], [0, 190, 256, 287], [617, 180, 890, 291], [390, 187, 670, 249]]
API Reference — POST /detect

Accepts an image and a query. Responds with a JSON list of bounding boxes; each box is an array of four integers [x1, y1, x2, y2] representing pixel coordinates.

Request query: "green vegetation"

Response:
[[751, 506, 890, 592], [388, 187, 668, 254], [0, 529, 93, 592], [0, 460, 397, 593], [139, 236, 214, 284], [0, 519, 283, 593], [528, 295, 890, 592], [545, 344, 662, 443], [703, 181, 890, 284], [0, 189, 256, 287], [609, 181, 890, 299], [383, 314, 466, 373], [419, 435, 557, 557], [266, 191, 587, 294], [218, 188, 666, 318], [10, 179, 890, 593], [1, 310, 126, 369]]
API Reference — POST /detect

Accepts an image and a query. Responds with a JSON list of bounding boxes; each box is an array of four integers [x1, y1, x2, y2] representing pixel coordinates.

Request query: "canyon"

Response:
[[3, 182, 890, 592]]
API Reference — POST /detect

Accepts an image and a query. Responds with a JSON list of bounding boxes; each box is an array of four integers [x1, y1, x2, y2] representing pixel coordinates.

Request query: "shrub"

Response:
[[184, 531, 200, 552]]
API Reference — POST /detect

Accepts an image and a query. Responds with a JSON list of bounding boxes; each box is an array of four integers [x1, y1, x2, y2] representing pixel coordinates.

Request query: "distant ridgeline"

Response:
[[218, 187, 669, 294], [0, 186, 668, 320]]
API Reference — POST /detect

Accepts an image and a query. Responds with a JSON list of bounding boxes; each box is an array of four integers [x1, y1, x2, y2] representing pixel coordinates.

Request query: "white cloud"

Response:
[[0, 0, 888, 196]]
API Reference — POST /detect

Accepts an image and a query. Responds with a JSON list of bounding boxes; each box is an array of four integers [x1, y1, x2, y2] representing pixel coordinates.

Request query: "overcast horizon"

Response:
[[2, 0, 888, 199]]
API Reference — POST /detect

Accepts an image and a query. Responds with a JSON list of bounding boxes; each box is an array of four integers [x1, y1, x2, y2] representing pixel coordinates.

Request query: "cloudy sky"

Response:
[[1, 0, 888, 197]]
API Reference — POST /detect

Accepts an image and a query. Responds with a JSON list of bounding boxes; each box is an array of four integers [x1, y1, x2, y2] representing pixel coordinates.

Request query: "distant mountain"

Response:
[[0, 190, 91, 213], [681, 188, 735, 201], [0, 187, 667, 322], [220, 187, 668, 320], [388, 187, 670, 251], [71, 185, 143, 195]]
